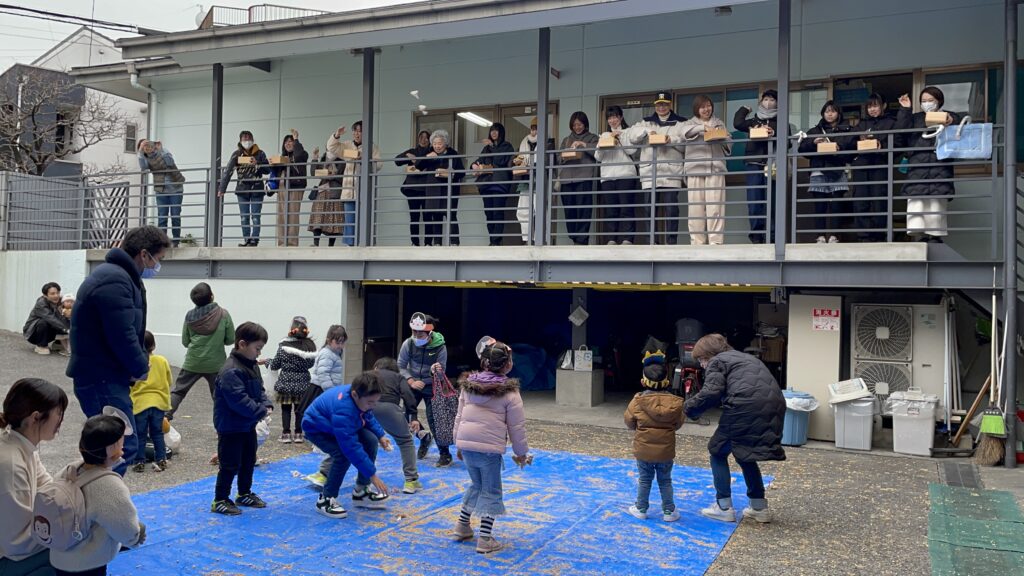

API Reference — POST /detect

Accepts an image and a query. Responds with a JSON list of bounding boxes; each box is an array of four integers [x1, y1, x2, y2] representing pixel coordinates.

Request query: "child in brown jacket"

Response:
[[624, 363, 684, 521]]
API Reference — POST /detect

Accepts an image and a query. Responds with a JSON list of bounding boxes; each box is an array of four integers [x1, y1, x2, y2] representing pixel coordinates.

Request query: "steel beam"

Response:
[[1003, 0, 1018, 467], [533, 28, 551, 246], [774, 0, 791, 259], [207, 63, 224, 248], [359, 48, 376, 247]]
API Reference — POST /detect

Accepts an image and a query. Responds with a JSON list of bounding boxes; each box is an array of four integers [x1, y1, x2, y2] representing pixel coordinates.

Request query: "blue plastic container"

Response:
[[781, 390, 814, 446]]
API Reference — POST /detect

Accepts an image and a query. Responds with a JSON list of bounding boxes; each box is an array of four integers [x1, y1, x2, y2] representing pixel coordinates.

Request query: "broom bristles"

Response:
[[974, 434, 1005, 466]]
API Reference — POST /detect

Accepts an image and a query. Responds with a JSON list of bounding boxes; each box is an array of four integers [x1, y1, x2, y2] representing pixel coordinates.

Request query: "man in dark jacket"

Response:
[[67, 225, 171, 475], [23, 281, 69, 355], [684, 333, 785, 524]]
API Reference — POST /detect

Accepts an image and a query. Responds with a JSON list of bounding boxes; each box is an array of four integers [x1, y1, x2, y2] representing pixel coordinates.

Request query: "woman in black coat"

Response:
[[798, 100, 854, 243], [395, 130, 432, 246], [416, 129, 465, 246], [23, 281, 69, 355], [277, 130, 309, 247], [684, 334, 785, 524], [472, 123, 516, 246], [851, 93, 897, 242], [895, 87, 958, 243]]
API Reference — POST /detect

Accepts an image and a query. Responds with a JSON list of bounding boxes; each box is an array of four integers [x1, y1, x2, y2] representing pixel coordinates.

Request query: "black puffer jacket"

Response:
[[798, 120, 854, 171], [281, 137, 309, 191], [895, 107, 961, 197], [268, 337, 316, 396], [685, 350, 786, 463], [474, 123, 516, 193], [851, 113, 897, 167], [733, 107, 778, 164], [395, 145, 431, 197]]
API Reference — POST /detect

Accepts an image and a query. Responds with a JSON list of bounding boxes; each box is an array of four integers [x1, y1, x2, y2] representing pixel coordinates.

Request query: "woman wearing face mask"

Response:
[[895, 87, 958, 242], [798, 100, 854, 243], [395, 131, 433, 246], [595, 107, 640, 245], [472, 123, 516, 246], [680, 96, 732, 245], [218, 131, 271, 247], [851, 94, 896, 242], [557, 112, 600, 246], [514, 118, 540, 244], [734, 90, 780, 244], [415, 130, 465, 246], [0, 378, 69, 576]]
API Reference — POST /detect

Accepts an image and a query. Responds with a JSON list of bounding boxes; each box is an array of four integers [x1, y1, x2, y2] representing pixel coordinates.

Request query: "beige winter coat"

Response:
[[680, 116, 732, 175], [326, 135, 381, 199]]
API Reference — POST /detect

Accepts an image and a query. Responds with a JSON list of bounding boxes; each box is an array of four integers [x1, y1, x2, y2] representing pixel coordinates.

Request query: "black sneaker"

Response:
[[211, 499, 242, 516], [437, 452, 453, 467], [236, 493, 266, 508], [352, 486, 389, 509], [417, 432, 433, 460], [316, 495, 347, 518], [132, 462, 145, 473]]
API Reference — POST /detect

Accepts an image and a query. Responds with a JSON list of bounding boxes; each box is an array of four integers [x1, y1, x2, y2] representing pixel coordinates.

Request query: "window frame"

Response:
[[124, 123, 138, 154]]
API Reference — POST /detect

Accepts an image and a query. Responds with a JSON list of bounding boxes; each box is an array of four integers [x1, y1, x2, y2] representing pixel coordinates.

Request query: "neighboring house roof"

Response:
[[31, 26, 121, 72]]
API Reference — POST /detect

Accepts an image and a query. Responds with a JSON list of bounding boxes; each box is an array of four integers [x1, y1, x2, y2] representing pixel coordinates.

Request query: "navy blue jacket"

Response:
[[66, 248, 148, 384], [303, 385, 386, 479], [214, 351, 273, 434]]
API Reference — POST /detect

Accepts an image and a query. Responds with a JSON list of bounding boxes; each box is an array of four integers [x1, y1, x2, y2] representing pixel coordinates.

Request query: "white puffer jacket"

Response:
[[594, 131, 638, 181], [624, 121, 686, 189], [680, 116, 732, 176]]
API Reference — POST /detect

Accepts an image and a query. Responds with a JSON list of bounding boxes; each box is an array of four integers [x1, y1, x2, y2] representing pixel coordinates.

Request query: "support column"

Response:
[[359, 48, 376, 247], [570, 287, 587, 349], [207, 63, 224, 248], [1003, 0, 1018, 468], [774, 0, 791, 259], [534, 28, 551, 246]]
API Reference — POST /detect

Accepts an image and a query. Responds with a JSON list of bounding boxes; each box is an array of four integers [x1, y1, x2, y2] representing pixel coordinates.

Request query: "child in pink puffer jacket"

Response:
[[450, 340, 529, 555]]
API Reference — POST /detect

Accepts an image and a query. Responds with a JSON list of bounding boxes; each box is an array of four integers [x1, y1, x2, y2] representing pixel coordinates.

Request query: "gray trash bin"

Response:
[[834, 398, 874, 451]]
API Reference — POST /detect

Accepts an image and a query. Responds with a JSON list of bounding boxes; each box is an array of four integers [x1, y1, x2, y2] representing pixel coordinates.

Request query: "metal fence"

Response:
[[0, 126, 1007, 257], [198, 4, 330, 29]]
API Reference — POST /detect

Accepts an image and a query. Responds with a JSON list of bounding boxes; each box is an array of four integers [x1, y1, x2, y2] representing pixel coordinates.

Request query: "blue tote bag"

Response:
[[933, 116, 993, 160]]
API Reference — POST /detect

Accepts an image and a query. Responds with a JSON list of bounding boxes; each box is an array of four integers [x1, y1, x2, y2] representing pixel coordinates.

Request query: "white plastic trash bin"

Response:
[[888, 390, 939, 456], [834, 398, 874, 451]]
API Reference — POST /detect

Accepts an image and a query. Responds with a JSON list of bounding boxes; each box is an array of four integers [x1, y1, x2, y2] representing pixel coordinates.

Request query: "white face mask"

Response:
[[241, 140, 254, 149], [920, 101, 938, 113]]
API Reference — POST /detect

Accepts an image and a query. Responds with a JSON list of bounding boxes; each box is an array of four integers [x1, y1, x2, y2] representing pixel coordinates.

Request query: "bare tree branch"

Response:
[[0, 68, 127, 175]]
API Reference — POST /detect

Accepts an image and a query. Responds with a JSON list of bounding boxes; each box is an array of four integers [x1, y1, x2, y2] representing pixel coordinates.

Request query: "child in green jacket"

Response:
[[167, 282, 235, 420]]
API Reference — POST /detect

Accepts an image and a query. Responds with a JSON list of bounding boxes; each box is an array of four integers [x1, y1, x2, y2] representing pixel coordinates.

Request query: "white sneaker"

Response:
[[663, 510, 680, 522], [352, 486, 389, 509], [700, 504, 737, 523], [316, 495, 347, 518], [815, 236, 827, 244], [627, 505, 647, 520], [607, 240, 617, 245], [621, 240, 632, 245], [741, 506, 773, 523], [828, 235, 839, 244]]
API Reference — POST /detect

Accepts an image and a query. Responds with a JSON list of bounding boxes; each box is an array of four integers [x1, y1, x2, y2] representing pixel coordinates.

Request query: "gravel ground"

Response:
[[0, 330, 937, 575]]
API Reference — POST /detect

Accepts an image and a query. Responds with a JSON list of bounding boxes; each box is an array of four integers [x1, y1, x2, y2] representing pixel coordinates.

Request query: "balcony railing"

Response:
[[198, 4, 330, 30], [0, 126, 1006, 261]]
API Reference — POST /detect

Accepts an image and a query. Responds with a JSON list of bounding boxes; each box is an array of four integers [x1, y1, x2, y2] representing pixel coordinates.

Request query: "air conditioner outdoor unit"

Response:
[[850, 304, 947, 420]]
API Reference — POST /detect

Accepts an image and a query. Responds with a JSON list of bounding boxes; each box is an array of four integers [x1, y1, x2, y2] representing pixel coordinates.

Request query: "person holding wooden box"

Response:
[[395, 131, 433, 246], [513, 117, 540, 244], [595, 106, 640, 245], [325, 121, 381, 246], [680, 96, 732, 246], [624, 92, 687, 245], [798, 100, 854, 243], [218, 130, 270, 247], [472, 123, 516, 246], [557, 111, 600, 245], [850, 93, 897, 242], [733, 90, 780, 244], [895, 87, 958, 243], [276, 129, 309, 247], [416, 129, 465, 246]]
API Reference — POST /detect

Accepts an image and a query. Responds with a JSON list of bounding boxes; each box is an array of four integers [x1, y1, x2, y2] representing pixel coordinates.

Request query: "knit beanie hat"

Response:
[[641, 363, 670, 390]]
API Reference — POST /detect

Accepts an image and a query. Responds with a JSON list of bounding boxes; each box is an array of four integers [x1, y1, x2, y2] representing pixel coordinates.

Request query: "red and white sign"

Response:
[[812, 308, 840, 331]]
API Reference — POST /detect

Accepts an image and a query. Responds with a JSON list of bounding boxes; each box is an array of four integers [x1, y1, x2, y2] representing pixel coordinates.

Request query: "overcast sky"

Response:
[[0, 0, 416, 72]]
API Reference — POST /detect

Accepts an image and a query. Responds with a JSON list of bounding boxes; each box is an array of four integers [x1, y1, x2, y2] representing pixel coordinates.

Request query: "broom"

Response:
[[975, 291, 1006, 466]]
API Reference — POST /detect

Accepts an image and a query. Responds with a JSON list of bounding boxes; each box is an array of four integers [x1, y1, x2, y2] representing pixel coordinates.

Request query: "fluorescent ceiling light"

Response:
[[458, 112, 492, 127]]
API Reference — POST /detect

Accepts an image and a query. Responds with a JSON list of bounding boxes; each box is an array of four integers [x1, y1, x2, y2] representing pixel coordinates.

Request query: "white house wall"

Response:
[[0, 250, 88, 336], [145, 0, 1015, 246]]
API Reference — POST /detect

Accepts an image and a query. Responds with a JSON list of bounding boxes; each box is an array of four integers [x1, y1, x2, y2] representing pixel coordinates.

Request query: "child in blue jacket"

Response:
[[211, 322, 273, 516], [302, 372, 392, 519]]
